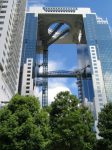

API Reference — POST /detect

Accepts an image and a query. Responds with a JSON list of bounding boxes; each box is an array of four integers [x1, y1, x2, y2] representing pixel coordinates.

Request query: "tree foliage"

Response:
[[49, 91, 95, 150], [96, 103, 112, 150], [0, 92, 96, 150], [0, 95, 50, 150]]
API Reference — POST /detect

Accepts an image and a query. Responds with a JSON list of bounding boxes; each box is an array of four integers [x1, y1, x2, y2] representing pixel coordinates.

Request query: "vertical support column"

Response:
[[42, 47, 48, 107], [77, 77, 83, 102]]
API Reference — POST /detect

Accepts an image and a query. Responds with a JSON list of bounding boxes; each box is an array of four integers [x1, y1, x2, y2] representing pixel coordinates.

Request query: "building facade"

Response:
[[0, 0, 26, 105], [16, 7, 112, 120], [82, 14, 112, 119], [21, 58, 34, 96], [18, 13, 37, 95], [29, 7, 112, 117], [76, 13, 112, 121]]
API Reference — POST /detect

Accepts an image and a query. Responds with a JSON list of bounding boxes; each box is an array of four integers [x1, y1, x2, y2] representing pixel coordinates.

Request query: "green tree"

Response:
[[96, 103, 112, 150], [0, 95, 50, 150], [49, 91, 95, 150]]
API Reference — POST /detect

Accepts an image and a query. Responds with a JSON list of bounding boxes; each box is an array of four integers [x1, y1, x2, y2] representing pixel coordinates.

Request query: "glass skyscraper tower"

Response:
[[18, 13, 37, 95], [78, 13, 112, 119], [34, 7, 112, 117], [21, 13, 37, 65], [85, 14, 112, 102], [19, 7, 112, 121]]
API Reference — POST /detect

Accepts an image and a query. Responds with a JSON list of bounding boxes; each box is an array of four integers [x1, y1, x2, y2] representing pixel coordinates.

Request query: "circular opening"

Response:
[[48, 22, 70, 39]]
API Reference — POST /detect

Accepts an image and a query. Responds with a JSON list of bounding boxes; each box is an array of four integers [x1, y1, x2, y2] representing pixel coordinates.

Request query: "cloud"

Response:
[[48, 61, 58, 71], [48, 77, 71, 104], [71, 81, 77, 89], [34, 60, 71, 105], [28, 0, 48, 7], [48, 60, 64, 71], [48, 61, 70, 104], [34, 60, 79, 105], [34, 79, 70, 106], [34, 61, 79, 105], [39, 60, 64, 73], [48, 85, 70, 105]]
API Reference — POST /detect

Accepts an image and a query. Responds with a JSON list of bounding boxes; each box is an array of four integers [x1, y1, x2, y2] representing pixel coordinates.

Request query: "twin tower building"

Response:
[[0, 1, 112, 126]]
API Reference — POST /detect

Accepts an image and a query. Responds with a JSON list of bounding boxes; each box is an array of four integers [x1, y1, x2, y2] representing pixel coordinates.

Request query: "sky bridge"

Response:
[[37, 69, 91, 78]]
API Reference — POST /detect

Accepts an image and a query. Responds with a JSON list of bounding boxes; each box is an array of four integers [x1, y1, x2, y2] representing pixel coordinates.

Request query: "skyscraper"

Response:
[[18, 7, 112, 123], [18, 13, 37, 96], [82, 14, 112, 119], [0, 0, 26, 104], [28, 7, 112, 115]]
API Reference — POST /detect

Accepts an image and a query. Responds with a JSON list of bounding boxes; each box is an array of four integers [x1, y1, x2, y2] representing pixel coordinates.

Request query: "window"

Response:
[[96, 78, 99, 81], [96, 82, 100, 85], [26, 86, 30, 89], [27, 70, 31, 73], [0, 16, 5, 18], [91, 50, 95, 52], [97, 90, 101, 93], [99, 99, 102, 101], [4, 44, 7, 49], [1, 5, 7, 8], [98, 94, 102, 97], [6, 37, 8, 43], [4, 1, 8, 3], [3, 51, 6, 56], [26, 82, 30, 85], [7, 31, 9, 37], [2, 58, 4, 63], [97, 86, 100, 89], [90, 46, 95, 49], [0, 21, 4, 24], [0, 11, 6, 13], [0, 1, 8, 3], [28, 67, 31, 69], [27, 74, 30, 77], [99, 103, 103, 106], [26, 90, 29, 93], [27, 78, 30, 81], [9, 19, 11, 25], [95, 70, 98, 73], [0, 27, 3, 30]]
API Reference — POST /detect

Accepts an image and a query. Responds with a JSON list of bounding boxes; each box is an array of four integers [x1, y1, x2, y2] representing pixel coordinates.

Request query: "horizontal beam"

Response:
[[48, 28, 70, 46], [48, 23, 64, 40], [37, 73, 91, 78]]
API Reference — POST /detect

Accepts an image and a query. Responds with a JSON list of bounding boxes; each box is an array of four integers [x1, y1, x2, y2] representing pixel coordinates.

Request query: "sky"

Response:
[[28, 0, 112, 104], [28, 0, 112, 24]]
